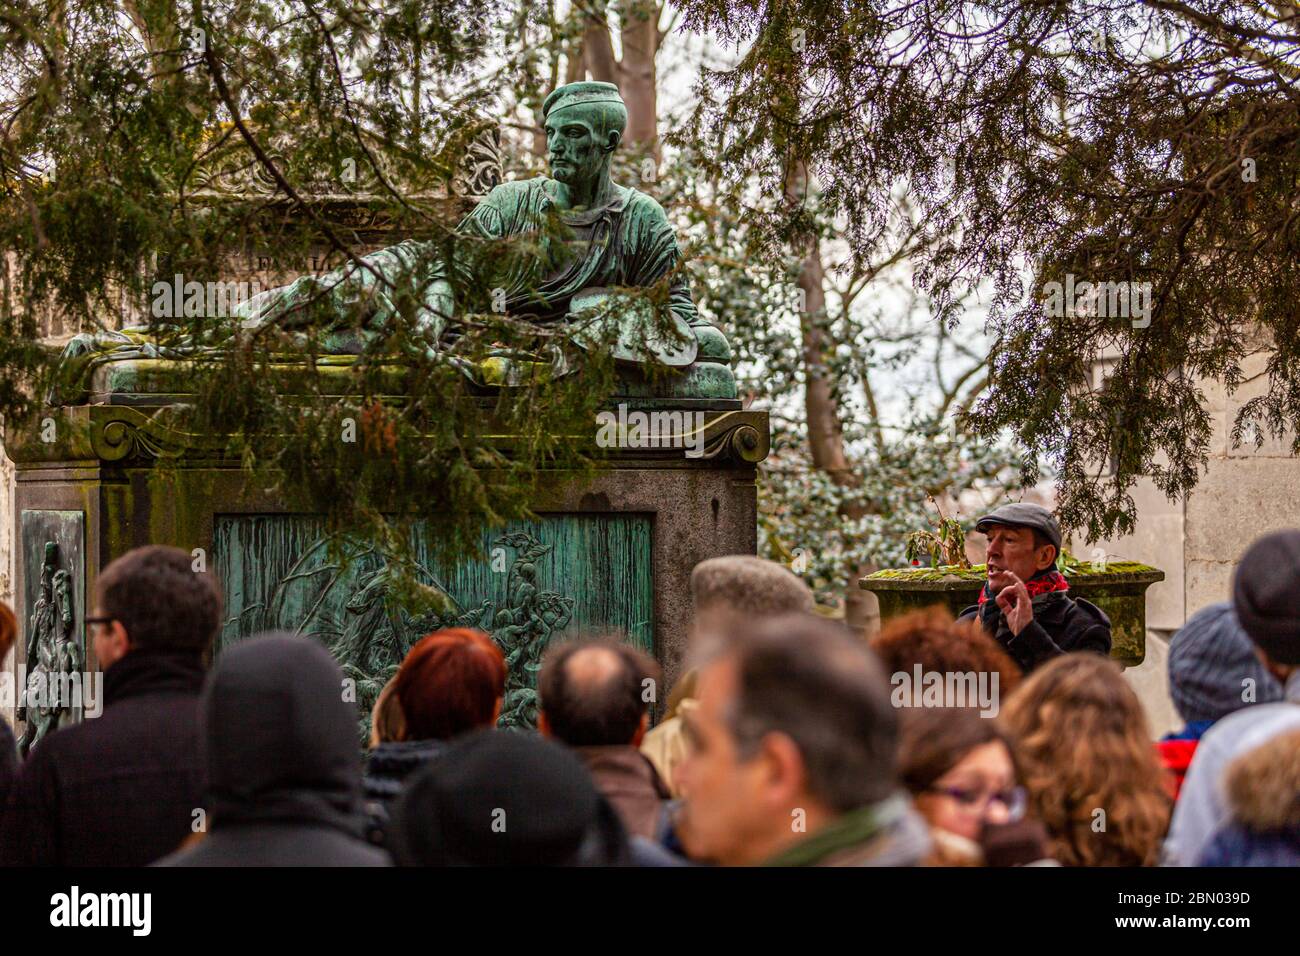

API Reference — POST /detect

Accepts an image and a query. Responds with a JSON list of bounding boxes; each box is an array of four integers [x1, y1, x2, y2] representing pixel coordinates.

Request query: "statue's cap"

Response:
[[542, 81, 625, 118]]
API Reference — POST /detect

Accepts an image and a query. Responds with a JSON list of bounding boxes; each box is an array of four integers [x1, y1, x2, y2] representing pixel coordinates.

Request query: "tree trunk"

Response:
[[784, 160, 876, 633], [565, 34, 585, 84], [619, 1, 659, 156], [582, 2, 619, 86]]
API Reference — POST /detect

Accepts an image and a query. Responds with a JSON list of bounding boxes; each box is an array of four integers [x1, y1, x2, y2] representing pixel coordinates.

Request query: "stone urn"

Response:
[[860, 562, 1165, 667]]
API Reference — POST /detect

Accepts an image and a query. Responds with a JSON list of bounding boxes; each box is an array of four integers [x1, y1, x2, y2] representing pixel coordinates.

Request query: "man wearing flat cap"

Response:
[[956, 502, 1111, 672]]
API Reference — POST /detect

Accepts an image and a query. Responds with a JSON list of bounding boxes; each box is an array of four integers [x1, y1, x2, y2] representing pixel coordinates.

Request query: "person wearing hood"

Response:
[[957, 503, 1111, 673], [1, 546, 219, 866], [1165, 530, 1300, 866], [158, 632, 388, 866], [1198, 729, 1300, 867], [1158, 602, 1284, 799], [362, 628, 506, 847]]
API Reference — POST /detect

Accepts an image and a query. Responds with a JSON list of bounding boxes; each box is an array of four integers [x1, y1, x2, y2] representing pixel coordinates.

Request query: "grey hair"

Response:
[[720, 614, 899, 813], [690, 555, 814, 618]]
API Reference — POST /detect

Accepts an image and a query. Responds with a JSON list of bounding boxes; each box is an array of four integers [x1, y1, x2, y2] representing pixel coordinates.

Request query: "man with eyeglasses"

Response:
[[1, 546, 222, 866]]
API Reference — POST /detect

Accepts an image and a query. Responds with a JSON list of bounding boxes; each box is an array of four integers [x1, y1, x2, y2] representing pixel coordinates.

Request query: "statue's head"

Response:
[[39, 542, 56, 591], [542, 81, 626, 190]]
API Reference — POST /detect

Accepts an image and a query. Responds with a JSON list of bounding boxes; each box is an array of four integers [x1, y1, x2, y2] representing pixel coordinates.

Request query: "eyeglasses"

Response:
[[84, 616, 117, 631], [926, 784, 1027, 821]]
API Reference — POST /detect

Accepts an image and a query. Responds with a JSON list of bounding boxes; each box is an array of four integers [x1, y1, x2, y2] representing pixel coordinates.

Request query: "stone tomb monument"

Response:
[[5, 82, 769, 736]]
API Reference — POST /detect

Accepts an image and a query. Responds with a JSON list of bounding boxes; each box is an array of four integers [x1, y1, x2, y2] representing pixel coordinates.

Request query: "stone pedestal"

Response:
[[6, 384, 768, 730]]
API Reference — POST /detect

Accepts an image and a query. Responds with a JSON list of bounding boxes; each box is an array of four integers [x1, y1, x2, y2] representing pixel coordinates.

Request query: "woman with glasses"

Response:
[[898, 706, 1031, 865]]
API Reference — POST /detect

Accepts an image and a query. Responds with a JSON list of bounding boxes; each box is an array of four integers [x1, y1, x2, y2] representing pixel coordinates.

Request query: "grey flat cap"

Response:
[[974, 503, 1062, 551]]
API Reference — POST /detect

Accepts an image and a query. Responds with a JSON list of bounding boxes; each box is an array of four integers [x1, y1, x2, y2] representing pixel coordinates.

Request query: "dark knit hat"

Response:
[[1167, 602, 1285, 724], [388, 730, 629, 866], [1233, 530, 1300, 666]]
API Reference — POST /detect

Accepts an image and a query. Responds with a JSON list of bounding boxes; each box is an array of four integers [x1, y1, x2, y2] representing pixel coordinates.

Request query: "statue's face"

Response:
[[544, 108, 608, 185]]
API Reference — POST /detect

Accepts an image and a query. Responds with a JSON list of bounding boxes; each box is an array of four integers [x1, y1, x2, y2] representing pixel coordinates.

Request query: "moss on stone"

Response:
[[865, 558, 1160, 585]]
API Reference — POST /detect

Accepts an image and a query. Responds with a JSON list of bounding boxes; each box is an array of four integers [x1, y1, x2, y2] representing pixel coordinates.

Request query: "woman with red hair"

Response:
[[363, 628, 507, 847]]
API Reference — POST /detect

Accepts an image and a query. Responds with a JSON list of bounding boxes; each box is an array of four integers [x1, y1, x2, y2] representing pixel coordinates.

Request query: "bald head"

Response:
[[538, 637, 662, 747]]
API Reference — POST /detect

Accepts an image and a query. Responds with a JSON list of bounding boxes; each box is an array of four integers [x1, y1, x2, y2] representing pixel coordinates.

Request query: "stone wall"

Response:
[[1, 446, 12, 687], [1185, 349, 1299, 615], [1085, 348, 1297, 625], [1081, 347, 1299, 736]]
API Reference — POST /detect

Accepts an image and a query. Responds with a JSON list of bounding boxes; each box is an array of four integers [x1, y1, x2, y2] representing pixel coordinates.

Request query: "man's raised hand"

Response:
[[995, 573, 1034, 636]]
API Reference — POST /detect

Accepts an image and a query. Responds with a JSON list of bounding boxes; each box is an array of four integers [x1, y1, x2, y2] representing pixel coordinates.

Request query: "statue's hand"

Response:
[[234, 275, 330, 330], [415, 279, 454, 347], [232, 286, 283, 326]]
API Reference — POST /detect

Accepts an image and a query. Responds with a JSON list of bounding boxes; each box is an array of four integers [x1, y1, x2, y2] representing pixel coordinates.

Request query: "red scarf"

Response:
[[978, 569, 1069, 605]]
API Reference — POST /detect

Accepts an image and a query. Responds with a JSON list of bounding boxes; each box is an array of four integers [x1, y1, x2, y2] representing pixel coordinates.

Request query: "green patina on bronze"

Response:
[[861, 561, 1165, 667], [7, 399, 697, 735], [52, 81, 736, 402], [17, 522, 85, 754], [4, 84, 769, 739], [214, 514, 654, 736]]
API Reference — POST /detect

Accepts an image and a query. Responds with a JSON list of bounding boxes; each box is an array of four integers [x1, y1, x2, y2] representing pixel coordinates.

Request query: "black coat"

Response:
[[0, 649, 207, 866], [958, 590, 1111, 673], [158, 633, 388, 867], [158, 819, 388, 866], [363, 739, 446, 848]]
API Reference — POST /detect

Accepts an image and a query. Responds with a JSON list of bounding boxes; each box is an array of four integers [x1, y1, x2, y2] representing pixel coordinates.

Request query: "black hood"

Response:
[[201, 632, 364, 836]]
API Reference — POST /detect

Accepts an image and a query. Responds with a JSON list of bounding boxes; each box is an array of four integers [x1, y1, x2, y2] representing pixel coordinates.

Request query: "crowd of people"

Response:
[[0, 503, 1297, 867]]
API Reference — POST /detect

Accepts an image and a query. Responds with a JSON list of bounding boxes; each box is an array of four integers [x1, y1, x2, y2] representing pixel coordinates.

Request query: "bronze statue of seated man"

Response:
[[57, 81, 733, 401]]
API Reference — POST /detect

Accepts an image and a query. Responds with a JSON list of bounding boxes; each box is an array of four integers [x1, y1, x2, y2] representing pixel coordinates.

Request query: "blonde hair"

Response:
[[999, 654, 1170, 866], [369, 676, 407, 748]]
